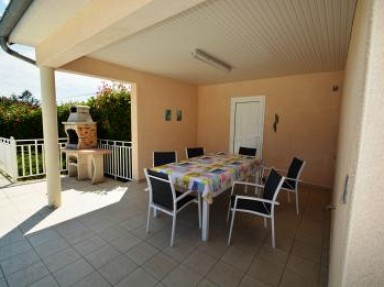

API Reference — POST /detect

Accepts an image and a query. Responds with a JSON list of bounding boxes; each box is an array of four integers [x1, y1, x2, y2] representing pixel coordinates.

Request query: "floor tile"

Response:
[[52, 258, 94, 287], [247, 258, 284, 286], [125, 242, 159, 265], [85, 244, 120, 269], [29, 275, 59, 287], [279, 270, 313, 287], [221, 245, 255, 271], [206, 260, 243, 287], [74, 271, 112, 287], [0, 249, 40, 275], [109, 233, 141, 253], [142, 252, 177, 280], [286, 255, 319, 284], [0, 278, 7, 287], [197, 278, 219, 287], [6, 261, 49, 287], [0, 240, 32, 261], [42, 247, 81, 272], [239, 276, 271, 287], [116, 267, 158, 287], [73, 235, 107, 256], [183, 249, 218, 276], [26, 229, 61, 247], [98, 254, 138, 285], [34, 237, 70, 258], [162, 265, 202, 287]]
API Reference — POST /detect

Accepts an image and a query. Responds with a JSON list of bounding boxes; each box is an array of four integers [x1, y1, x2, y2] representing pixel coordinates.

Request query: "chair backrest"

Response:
[[286, 157, 306, 189], [263, 168, 285, 203], [185, 147, 204, 159], [153, 151, 177, 167], [238, 146, 257, 157], [145, 168, 175, 211]]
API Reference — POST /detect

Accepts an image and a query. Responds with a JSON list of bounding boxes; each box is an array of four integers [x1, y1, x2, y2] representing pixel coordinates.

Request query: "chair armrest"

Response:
[[234, 195, 280, 206], [175, 189, 196, 201], [285, 177, 301, 182], [232, 180, 264, 189]]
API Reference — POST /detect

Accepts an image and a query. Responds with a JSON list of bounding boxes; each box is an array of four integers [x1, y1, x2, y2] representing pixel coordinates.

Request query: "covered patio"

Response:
[[0, 176, 330, 286], [1, 0, 384, 286]]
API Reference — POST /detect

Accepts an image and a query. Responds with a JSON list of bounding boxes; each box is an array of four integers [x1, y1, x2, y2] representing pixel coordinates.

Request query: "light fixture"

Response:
[[191, 49, 231, 72]]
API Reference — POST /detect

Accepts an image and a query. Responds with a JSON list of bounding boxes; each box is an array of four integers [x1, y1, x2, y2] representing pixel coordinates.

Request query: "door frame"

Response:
[[229, 96, 265, 159]]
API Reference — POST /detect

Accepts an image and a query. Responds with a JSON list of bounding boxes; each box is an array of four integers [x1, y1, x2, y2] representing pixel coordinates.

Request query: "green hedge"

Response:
[[0, 83, 131, 141]]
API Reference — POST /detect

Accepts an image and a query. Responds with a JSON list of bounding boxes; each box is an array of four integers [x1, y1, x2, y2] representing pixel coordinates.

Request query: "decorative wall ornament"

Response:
[[164, 109, 172, 121], [176, 110, 183, 121]]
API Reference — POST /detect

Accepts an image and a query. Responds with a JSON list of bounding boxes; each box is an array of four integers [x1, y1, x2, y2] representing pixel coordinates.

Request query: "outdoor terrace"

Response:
[[0, 175, 330, 287]]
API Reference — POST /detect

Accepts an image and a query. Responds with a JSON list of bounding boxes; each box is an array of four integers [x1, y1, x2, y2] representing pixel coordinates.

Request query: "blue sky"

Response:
[[0, 0, 108, 104]]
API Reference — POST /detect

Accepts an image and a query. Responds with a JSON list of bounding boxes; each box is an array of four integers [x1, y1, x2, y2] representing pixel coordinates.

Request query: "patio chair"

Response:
[[144, 168, 201, 247], [261, 157, 306, 215], [185, 147, 204, 159], [153, 151, 177, 167], [227, 168, 285, 248], [238, 146, 257, 157]]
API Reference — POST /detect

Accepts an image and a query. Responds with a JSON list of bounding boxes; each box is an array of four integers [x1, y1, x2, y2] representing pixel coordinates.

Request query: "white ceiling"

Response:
[[9, 0, 357, 84]]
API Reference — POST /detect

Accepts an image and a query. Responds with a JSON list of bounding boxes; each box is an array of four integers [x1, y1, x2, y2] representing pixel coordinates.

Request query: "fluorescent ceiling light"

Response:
[[192, 49, 231, 72]]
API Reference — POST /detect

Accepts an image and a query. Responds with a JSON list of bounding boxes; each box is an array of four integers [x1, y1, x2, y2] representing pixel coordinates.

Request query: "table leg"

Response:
[[201, 200, 210, 241]]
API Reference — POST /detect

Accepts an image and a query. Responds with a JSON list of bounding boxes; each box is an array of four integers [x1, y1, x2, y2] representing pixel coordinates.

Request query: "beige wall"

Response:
[[62, 57, 198, 179], [197, 71, 343, 187], [329, 0, 384, 286]]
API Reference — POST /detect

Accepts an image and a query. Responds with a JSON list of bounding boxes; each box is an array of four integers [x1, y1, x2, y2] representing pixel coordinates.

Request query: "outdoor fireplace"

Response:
[[62, 106, 97, 149], [62, 105, 110, 184]]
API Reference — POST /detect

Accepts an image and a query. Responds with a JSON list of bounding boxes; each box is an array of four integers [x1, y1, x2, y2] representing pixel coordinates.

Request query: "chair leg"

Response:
[[295, 190, 299, 215], [271, 217, 275, 248], [170, 214, 177, 247], [146, 205, 152, 233], [227, 209, 236, 245], [198, 194, 202, 228]]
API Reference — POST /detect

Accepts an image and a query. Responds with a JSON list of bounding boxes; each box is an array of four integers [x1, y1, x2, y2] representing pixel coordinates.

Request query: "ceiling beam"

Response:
[[35, 0, 207, 67]]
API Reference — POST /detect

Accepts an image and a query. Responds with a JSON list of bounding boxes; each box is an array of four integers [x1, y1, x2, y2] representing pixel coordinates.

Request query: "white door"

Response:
[[229, 96, 265, 159]]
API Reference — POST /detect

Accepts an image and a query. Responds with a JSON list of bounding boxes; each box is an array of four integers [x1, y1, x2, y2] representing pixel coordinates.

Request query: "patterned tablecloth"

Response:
[[152, 154, 257, 204]]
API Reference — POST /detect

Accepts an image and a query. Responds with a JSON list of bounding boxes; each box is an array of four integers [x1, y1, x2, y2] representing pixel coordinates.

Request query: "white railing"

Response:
[[0, 137, 132, 181], [98, 139, 132, 180]]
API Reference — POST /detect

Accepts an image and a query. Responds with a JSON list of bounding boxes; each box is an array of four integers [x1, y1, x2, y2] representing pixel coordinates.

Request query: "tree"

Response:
[[11, 90, 39, 107]]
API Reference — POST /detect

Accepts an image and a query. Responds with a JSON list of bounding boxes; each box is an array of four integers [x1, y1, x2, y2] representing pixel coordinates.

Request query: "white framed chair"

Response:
[[185, 147, 204, 159], [227, 168, 285, 248], [261, 157, 306, 215], [153, 151, 177, 167], [144, 168, 201, 247]]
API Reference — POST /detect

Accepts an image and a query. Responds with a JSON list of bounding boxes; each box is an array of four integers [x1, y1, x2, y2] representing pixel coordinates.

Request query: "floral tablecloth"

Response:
[[152, 154, 257, 204]]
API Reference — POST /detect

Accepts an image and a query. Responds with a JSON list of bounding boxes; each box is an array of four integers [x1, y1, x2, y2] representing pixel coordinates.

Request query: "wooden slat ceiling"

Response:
[[10, 0, 357, 84]]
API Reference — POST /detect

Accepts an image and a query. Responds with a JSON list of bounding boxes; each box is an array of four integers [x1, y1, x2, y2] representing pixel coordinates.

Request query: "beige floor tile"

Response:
[[52, 258, 94, 287], [125, 241, 159, 265], [98, 254, 138, 285], [247, 258, 284, 286], [183, 249, 218, 276], [206, 260, 243, 287], [73, 271, 111, 287], [257, 245, 289, 267], [162, 265, 202, 287], [221, 245, 255, 271], [291, 241, 322, 263], [280, 270, 316, 287], [109, 233, 141, 253], [142, 252, 178, 280], [286, 255, 319, 285], [197, 278, 219, 286], [97, 225, 130, 242], [85, 244, 121, 269], [73, 235, 107, 256], [0, 249, 40, 275], [29, 275, 59, 287], [116, 267, 158, 287], [239, 275, 271, 287], [42, 247, 81, 273], [6, 261, 49, 287]]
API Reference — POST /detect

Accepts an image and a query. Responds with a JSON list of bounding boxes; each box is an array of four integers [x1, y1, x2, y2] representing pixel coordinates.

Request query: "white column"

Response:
[[40, 66, 61, 207]]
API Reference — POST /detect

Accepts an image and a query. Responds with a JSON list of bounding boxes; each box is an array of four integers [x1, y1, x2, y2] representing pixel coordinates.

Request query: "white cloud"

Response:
[[2, 0, 10, 5]]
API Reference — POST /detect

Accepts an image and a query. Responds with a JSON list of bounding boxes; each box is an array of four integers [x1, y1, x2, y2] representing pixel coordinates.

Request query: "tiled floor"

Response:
[[0, 176, 331, 286]]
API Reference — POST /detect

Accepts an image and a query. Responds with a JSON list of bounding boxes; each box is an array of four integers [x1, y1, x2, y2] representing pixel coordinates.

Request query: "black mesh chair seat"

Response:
[[238, 146, 257, 157], [186, 147, 204, 159], [145, 168, 201, 247], [153, 151, 177, 167], [282, 180, 295, 190], [230, 195, 271, 215]]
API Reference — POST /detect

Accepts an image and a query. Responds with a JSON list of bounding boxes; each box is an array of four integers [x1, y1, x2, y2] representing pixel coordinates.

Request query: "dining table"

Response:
[[152, 153, 258, 241]]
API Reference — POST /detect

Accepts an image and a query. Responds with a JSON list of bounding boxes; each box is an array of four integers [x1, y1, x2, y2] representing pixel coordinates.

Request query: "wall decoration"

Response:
[[176, 110, 183, 121], [164, 109, 172, 121]]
